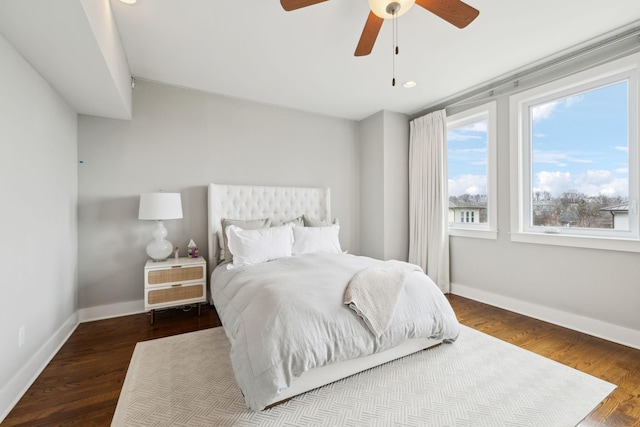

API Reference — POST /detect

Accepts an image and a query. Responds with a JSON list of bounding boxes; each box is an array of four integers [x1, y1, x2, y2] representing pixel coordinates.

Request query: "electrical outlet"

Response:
[[18, 326, 25, 348]]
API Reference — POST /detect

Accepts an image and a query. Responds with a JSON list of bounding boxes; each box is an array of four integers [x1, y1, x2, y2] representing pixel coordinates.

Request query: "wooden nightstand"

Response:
[[144, 257, 207, 324]]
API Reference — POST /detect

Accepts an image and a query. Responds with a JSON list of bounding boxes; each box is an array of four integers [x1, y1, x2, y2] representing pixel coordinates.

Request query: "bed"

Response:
[[207, 183, 459, 411]]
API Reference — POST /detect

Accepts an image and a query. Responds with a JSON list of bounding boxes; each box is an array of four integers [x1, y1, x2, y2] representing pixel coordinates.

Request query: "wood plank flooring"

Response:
[[3, 296, 639, 426], [450, 295, 640, 426]]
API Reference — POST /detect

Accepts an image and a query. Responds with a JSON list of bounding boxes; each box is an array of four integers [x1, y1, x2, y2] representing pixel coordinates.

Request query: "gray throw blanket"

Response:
[[344, 260, 422, 337]]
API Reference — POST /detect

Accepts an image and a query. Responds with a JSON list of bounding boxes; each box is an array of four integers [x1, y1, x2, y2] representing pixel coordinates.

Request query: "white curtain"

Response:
[[408, 109, 450, 293]]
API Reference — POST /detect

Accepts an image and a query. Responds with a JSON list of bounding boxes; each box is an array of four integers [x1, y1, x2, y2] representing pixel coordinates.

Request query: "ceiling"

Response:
[[2, 1, 640, 121]]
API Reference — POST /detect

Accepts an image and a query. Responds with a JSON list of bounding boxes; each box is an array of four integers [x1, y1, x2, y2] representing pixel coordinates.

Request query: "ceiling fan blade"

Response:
[[280, 0, 328, 11], [354, 11, 384, 57], [415, 0, 479, 28]]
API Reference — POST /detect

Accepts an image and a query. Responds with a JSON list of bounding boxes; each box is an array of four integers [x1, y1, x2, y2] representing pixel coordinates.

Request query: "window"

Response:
[[447, 101, 497, 239], [510, 53, 639, 251]]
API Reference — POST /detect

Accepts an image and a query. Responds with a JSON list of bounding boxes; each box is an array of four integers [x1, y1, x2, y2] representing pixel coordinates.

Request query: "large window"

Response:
[[447, 101, 497, 239], [510, 53, 639, 251]]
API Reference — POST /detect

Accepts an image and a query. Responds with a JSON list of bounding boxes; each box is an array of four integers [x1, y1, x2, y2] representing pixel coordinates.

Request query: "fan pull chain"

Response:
[[392, 9, 398, 86]]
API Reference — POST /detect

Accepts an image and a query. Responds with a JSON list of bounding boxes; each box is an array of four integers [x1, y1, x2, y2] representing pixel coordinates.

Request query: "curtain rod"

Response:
[[411, 23, 640, 118]]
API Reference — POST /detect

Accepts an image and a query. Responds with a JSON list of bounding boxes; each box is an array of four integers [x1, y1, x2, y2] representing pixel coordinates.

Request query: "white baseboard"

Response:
[[0, 312, 79, 424], [451, 282, 640, 351], [78, 299, 144, 323]]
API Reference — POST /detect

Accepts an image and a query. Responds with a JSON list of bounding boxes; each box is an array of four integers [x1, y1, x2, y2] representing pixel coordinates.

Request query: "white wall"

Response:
[[0, 34, 78, 420], [77, 80, 360, 314]]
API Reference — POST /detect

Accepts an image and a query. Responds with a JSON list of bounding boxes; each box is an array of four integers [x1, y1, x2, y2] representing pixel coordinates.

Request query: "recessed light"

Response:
[[120, 0, 137, 4], [403, 81, 417, 88]]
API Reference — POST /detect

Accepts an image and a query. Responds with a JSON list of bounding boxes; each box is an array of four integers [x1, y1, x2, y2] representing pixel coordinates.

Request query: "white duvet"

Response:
[[211, 253, 460, 411]]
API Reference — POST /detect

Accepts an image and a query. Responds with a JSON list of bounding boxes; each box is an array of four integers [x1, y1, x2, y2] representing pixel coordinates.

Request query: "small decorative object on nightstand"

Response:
[[144, 257, 207, 324], [187, 239, 199, 258]]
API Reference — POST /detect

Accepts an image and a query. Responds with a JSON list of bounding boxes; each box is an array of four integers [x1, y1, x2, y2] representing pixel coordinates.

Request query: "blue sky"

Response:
[[531, 81, 628, 198], [447, 80, 629, 198], [447, 120, 488, 197]]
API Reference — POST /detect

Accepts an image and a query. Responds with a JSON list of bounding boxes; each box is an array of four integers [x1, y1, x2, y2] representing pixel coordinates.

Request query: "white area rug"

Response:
[[112, 325, 615, 427]]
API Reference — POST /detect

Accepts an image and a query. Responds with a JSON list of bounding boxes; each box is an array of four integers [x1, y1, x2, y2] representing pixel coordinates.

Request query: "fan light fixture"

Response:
[[368, 0, 415, 19], [138, 192, 183, 261], [280, 0, 479, 57], [120, 0, 137, 4]]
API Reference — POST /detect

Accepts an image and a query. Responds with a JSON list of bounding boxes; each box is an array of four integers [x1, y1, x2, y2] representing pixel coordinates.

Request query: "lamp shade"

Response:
[[138, 193, 183, 220], [368, 0, 415, 19]]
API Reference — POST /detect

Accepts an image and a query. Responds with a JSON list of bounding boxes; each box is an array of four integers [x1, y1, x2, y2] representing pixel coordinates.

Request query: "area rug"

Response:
[[111, 325, 615, 426]]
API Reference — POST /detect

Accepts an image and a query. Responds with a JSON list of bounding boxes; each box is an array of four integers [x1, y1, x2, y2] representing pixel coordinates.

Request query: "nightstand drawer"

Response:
[[147, 283, 204, 305], [147, 265, 204, 285], [144, 257, 207, 324]]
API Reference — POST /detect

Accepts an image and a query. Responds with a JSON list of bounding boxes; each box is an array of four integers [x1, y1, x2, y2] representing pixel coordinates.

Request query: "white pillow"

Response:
[[292, 225, 342, 255], [226, 224, 293, 267]]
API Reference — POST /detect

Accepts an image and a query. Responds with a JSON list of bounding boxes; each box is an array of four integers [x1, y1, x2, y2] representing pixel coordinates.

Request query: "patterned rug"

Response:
[[112, 325, 615, 426]]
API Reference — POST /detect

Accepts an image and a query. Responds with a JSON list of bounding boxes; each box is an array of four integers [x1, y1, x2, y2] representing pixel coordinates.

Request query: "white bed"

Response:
[[207, 183, 458, 410]]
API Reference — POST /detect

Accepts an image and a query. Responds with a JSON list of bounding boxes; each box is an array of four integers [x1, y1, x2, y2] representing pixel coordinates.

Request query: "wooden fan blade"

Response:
[[280, 0, 328, 11], [354, 11, 384, 56], [415, 0, 479, 28]]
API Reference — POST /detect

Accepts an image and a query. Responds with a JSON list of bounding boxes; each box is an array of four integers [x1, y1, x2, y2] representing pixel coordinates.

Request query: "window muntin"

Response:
[[511, 54, 639, 249], [447, 101, 497, 239]]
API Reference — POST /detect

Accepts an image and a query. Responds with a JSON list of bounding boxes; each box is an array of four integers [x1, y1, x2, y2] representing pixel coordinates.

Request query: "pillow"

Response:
[[226, 224, 294, 267], [302, 214, 339, 227], [292, 225, 342, 255], [271, 216, 304, 227], [220, 218, 271, 263]]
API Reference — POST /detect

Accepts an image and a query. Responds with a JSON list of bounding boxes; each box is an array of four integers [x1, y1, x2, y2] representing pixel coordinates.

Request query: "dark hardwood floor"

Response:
[[3, 296, 639, 426]]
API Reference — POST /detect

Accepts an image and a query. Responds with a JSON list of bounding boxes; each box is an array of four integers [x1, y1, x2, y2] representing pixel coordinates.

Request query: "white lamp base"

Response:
[[146, 220, 174, 261]]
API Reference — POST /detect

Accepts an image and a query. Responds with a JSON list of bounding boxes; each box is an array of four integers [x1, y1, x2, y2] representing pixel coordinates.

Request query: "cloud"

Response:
[[614, 146, 628, 152], [447, 121, 487, 141], [451, 148, 486, 154], [564, 94, 584, 107], [531, 101, 559, 122], [448, 131, 483, 142], [533, 169, 628, 197], [533, 150, 594, 165], [534, 171, 573, 195], [531, 95, 583, 122], [448, 174, 487, 196]]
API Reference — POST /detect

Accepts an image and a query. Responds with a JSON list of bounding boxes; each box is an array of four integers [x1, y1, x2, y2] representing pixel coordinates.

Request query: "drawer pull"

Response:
[[171, 284, 182, 288]]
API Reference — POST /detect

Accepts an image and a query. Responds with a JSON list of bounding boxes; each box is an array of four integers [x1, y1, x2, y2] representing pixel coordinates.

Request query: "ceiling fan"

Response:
[[280, 0, 479, 56]]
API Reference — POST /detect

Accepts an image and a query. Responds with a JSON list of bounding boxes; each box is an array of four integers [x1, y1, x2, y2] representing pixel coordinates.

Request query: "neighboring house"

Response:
[[448, 201, 485, 224], [600, 203, 629, 230]]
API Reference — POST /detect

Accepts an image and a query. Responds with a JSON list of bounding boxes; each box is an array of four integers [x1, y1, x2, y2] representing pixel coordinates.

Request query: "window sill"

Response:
[[449, 227, 498, 240], [510, 231, 640, 253]]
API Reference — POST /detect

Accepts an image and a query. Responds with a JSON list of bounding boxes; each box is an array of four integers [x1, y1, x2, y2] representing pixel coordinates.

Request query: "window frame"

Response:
[[509, 53, 640, 252], [446, 101, 498, 240]]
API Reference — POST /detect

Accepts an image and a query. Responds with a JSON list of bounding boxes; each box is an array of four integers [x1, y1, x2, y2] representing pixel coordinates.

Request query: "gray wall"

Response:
[[0, 34, 78, 419], [77, 80, 361, 311], [383, 111, 410, 262], [446, 43, 640, 346], [359, 112, 385, 260], [359, 111, 410, 261]]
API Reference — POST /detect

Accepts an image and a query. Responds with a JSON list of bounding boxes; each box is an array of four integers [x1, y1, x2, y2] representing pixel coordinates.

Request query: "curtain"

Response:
[[408, 109, 450, 293]]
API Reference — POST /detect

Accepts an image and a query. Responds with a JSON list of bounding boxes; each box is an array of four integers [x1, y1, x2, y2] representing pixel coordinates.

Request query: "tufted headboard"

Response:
[[207, 183, 331, 269]]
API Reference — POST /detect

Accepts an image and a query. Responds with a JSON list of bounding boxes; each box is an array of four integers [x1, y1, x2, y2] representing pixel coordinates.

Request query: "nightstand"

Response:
[[144, 257, 207, 324]]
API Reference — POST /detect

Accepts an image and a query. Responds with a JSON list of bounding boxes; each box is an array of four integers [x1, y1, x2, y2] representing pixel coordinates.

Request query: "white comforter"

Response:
[[211, 253, 459, 410]]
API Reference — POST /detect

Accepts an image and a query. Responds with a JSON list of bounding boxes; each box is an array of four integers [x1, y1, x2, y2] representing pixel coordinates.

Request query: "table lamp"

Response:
[[138, 192, 183, 261]]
